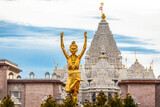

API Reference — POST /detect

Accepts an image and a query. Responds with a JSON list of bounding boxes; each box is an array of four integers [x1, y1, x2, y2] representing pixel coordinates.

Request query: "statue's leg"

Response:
[[65, 78, 72, 93], [70, 78, 83, 91], [76, 81, 80, 93], [70, 79, 78, 91], [73, 81, 80, 102]]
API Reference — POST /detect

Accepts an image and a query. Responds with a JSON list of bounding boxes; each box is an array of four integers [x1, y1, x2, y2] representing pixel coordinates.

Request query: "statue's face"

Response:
[[70, 45, 77, 55]]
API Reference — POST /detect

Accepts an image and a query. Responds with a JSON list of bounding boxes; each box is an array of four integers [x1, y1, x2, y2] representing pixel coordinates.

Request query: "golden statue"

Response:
[[60, 32, 87, 102]]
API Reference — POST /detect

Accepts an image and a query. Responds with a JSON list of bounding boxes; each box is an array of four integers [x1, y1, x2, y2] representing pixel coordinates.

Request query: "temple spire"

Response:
[[85, 3, 122, 72]]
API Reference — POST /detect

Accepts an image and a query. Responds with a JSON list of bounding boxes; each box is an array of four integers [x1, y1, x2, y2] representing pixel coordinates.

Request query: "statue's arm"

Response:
[[60, 32, 69, 59], [78, 32, 87, 59]]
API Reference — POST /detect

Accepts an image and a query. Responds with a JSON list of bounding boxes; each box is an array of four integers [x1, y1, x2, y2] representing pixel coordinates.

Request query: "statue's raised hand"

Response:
[[84, 32, 87, 38], [60, 32, 64, 38], [60, 32, 64, 47]]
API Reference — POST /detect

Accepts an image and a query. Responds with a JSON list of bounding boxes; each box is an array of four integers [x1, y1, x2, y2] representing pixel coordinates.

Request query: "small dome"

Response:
[[45, 72, 50, 79], [45, 72, 50, 75], [29, 72, 35, 79], [52, 72, 56, 76], [29, 72, 35, 75], [17, 75, 21, 79]]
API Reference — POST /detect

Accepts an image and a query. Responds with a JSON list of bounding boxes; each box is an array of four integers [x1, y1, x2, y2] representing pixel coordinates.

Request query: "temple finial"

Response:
[[150, 60, 153, 70], [99, 2, 105, 19], [102, 13, 106, 19], [55, 66, 57, 69], [150, 65, 152, 69]]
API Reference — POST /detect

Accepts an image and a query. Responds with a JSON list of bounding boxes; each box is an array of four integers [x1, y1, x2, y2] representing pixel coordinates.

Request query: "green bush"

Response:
[[123, 93, 138, 107], [41, 95, 57, 107], [0, 95, 15, 107], [94, 90, 108, 107], [83, 100, 92, 107], [108, 93, 123, 107], [82, 91, 138, 107], [40, 92, 138, 107], [41, 95, 76, 107], [61, 95, 77, 107]]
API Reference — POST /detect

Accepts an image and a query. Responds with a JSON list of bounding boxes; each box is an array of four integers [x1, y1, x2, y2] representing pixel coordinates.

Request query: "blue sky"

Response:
[[0, 20, 160, 78], [0, 0, 160, 78]]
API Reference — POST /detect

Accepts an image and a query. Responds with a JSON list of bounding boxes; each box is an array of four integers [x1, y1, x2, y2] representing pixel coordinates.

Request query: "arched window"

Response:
[[29, 72, 35, 79], [45, 72, 50, 79], [16, 75, 21, 79], [11, 87, 20, 98], [92, 93, 96, 102], [9, 72, 14, 79], [108, 93, 112, 100], [52, 73, 57, 79]]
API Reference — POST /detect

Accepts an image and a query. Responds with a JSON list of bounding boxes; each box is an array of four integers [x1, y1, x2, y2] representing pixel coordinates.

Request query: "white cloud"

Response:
[[0, 35, 92, 52], [0, 0, 160, 41], [0, 0, 160, 78]]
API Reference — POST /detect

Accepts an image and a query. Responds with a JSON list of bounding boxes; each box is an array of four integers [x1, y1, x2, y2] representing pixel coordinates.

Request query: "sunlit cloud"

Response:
[[0, 0, 160, 78]]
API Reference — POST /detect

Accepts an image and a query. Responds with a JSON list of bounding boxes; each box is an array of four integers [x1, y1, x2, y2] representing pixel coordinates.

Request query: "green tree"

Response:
[[0, 95, 15, 107], [41, 95, 58, 107], [83, 100, 91, 107], [62, 95, 77, 107], [94, 90, 108, 107], [123, 93, 138, 107], [108, 93, 123, 107]]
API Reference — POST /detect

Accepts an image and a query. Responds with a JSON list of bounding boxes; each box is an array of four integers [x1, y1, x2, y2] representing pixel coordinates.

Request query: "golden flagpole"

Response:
[[101, 2, 104, 15], [135, 49, 137, 61], [125, 58, 127, 68]]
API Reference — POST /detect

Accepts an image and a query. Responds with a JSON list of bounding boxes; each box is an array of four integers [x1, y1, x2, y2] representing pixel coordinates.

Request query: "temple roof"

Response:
[[127, 60, 146, 73], [0, 59, 22, 73], [126, 60, 155, 79]]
